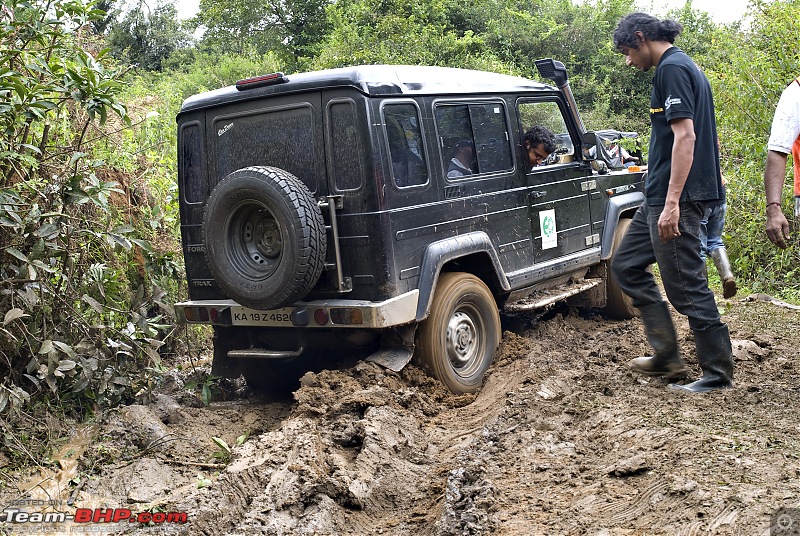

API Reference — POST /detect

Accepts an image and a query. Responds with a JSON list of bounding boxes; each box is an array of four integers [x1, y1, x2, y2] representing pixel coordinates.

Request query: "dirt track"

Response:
[[4, 295, 800, 535]]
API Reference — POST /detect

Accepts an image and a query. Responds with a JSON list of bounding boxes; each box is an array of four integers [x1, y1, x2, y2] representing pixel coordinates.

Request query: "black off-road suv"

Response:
[[174, 60, 645, 394]]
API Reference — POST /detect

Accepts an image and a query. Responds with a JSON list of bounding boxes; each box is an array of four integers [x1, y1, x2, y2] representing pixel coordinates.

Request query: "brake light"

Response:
[[183, 307, 209, 322], [235, 72, 288, 91], [330, 308, 363, 325], [314, 308, 329, 325]]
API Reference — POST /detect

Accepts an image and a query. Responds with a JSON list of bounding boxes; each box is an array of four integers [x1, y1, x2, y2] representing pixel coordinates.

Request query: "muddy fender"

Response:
[[415, 231, 509, 322], [600, 191, 644, 260]]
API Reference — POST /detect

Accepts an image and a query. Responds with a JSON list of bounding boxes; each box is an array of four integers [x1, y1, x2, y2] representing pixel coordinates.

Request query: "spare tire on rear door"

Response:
[[204, 166, 326, 310]]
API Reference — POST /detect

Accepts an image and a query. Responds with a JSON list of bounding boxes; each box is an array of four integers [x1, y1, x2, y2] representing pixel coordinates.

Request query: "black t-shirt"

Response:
[[646, 47, 723, 205]]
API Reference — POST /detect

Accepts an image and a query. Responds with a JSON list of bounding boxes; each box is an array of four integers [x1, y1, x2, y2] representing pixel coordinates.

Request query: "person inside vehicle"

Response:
[[524, 125, 557, 168], [447, 140, 475, 178], [609, 142, 640, 167]]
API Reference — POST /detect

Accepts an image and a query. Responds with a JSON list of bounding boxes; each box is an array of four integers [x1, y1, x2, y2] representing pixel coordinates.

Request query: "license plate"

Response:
[[230, 307, 294, 326]]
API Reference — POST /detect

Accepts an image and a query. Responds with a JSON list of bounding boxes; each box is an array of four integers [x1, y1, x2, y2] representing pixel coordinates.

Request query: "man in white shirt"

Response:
[[765, 77, 800, 248]]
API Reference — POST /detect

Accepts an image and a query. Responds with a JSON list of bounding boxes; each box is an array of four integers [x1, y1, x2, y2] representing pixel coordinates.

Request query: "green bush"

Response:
[[701, 0, 800, 299], [0, 0, 178, 450]]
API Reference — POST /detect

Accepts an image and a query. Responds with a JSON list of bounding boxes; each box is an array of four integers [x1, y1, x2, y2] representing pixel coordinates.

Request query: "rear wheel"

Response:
[[415, 273, 501, 394], [204, 166, 326, 310], [605, 217, 638, 319]]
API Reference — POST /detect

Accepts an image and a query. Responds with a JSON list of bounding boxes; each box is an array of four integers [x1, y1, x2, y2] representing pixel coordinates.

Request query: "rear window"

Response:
[[213, 104, 317, 192], [327, 99, 364, 191], [179, 121, 205, 204]]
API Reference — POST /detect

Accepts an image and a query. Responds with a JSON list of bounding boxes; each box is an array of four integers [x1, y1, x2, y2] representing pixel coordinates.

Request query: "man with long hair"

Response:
[[610, 12, 733, 393]]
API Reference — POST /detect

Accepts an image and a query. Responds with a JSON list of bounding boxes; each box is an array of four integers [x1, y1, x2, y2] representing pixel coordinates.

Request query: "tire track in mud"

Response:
[[169, 350, 528, 536], [166, 333, 532, 536], [65, 302, 800, 536], [6, 301, 800, 535], [594, 480, 674, 525]]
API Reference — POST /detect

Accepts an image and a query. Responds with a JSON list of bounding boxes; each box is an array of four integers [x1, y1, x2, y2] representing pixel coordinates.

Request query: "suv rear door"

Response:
[[210, 92, 325, 197]]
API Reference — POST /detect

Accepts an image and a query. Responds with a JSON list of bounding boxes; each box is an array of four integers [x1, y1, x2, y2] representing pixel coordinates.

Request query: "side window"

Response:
[[179, 121, 205, 204], [327, 100, 363, 191], [383, 104, 427, 187], [517, 101, 575, 169], [435, 102, 513, 180]]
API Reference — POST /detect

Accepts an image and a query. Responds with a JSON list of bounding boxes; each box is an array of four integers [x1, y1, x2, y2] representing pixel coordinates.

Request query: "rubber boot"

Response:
[[629, 301, 689, 379], [711, 248, 737, 299], [670, 324, 734, 393]]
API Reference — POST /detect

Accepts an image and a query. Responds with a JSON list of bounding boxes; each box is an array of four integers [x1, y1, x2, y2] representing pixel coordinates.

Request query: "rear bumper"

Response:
[[174, 290, 419, 329]]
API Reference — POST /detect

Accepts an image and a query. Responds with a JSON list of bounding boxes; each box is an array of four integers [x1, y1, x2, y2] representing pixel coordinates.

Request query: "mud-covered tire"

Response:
[[204, 166, 326, 310], [605, 217, 637, 319], [415, 272, 501, 394]]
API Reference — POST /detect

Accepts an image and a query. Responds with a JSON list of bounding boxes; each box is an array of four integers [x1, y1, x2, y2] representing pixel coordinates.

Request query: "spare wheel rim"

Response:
[[226, 200, 284, 280]]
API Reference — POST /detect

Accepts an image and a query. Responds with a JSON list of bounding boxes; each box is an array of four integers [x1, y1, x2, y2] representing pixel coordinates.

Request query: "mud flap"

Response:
[[366, 324, 417, 372], [210, 327, 242, 378]]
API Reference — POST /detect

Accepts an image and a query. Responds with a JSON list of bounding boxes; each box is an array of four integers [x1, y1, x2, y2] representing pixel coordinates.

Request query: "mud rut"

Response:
[[5, 297, 800, 535]]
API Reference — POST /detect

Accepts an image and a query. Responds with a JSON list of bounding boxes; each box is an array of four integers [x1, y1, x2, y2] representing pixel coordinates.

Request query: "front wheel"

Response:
[[605, 217, 638, 319], [415, 273, 501, 394]]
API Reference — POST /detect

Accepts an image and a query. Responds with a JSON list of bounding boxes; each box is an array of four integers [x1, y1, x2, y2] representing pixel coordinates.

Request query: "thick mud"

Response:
[[3, 295, 800, 535]]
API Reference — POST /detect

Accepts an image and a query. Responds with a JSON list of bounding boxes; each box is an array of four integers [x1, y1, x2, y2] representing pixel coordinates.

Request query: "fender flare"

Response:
[[600, 191, 645, 260], [415, 231, 510, 322]]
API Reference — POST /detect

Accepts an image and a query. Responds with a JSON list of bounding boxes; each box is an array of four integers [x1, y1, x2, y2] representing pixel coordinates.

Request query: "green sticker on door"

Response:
[[539, 209, 557, 249]]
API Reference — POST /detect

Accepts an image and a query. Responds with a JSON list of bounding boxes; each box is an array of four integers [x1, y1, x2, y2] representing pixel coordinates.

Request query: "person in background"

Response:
[[764, 75, 800, 249], [700, 170, 737, 298], [610, 142, 640, 168], [447, 140, 475, 178], [610, 12, 733, 393], [523, 125, 557, 168]]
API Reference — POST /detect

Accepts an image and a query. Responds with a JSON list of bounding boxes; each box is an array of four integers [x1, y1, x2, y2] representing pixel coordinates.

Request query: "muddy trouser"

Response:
[[611, 202, 723, 333]]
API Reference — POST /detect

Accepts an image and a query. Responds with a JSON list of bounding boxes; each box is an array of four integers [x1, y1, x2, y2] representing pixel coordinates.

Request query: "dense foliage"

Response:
[[0, 0, 183, 460], [702, 0, 800, 295], [2, 0, 800, 462]]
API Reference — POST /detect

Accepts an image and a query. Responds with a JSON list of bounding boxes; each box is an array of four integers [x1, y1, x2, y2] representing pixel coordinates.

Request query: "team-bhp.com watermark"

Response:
[[1, 499, 187, 533]]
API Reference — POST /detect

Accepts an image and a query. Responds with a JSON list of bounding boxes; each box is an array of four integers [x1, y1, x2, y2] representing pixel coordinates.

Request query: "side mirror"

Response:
[[581, 131, 609, 174]]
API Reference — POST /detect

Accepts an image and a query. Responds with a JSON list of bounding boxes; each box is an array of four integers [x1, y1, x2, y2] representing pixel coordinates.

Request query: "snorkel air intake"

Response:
[[535, 58, 586, 134]]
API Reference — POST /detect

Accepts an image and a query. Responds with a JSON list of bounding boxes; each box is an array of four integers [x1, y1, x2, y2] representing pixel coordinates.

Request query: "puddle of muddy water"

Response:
[[18, 423, 98, 506]]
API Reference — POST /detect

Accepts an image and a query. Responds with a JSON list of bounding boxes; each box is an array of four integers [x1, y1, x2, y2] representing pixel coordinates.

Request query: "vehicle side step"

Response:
[[503, 279, 602, 313]]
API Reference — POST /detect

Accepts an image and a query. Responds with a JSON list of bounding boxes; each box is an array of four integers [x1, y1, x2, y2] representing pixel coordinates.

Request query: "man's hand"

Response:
[[764, 151, 792, 249], [766, 204, 790, 248], [658, 203, 681, 242]]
